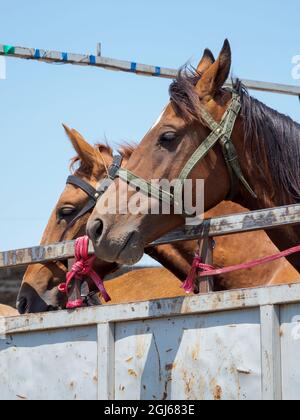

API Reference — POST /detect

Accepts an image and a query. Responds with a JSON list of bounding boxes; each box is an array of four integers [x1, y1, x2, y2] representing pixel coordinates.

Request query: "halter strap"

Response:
[[67, 176, 98, 199], [118, 168, 176, 205], [173, 93, 243, 201], [60, 155, 124, 241], [117, 92, 257, 214], [59, 176, 98, 242]]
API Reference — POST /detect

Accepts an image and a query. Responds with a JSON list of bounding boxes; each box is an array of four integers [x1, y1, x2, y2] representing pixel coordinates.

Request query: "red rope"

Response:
[[58, 236, 111, 309], [183, 244, 300, 294]]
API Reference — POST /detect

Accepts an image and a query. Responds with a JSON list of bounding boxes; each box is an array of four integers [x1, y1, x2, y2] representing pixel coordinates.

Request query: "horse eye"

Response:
[[58, 206, 76, 219], [159, 132, 177, 143]]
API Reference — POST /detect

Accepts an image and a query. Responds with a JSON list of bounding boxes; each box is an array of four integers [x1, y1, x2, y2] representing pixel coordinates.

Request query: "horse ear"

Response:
[[196, 49, 215, 74], [62, 124, 96, 167], [196, 40, 231, 99]]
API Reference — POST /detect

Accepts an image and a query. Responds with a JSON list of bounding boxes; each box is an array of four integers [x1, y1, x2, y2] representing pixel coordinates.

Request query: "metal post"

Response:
[[96, 43, 102, 57], [97, 322, 115, 400], [198, 237, 214, 294], [260, 305, 282, 400]]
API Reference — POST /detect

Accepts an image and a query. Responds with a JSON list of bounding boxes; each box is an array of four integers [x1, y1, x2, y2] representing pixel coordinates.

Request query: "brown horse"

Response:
[[0, 304, 18, 317], [17, 127, 298, 313], [87, 40, 300, 276]]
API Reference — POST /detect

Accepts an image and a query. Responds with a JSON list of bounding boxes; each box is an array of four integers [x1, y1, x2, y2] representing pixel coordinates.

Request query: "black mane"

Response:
[[234, 79, 300, 203]]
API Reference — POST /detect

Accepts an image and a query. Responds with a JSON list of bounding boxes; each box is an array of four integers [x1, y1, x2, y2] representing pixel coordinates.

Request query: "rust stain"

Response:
[[136, 336, 147, 360], [214, 385, 222, 400], [165, 363, 176, 371], [128, 369, 138, 378], [191, 343, 200, 361], [182, 370, 195, 398], [210, 377, 223, 401]]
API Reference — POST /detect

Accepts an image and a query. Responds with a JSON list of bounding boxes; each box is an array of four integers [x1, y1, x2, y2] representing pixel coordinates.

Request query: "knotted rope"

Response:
[[58, 236, 111, 309]]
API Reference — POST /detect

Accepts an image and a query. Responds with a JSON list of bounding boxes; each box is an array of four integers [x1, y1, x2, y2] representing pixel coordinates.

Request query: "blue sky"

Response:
[[0, 0, 299, 253]]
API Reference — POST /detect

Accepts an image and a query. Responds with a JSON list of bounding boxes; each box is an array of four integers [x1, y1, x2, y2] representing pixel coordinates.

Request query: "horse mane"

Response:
[[169, 66, 300, 203], [169, 66, 203, 123], [233, 79, 300, 203]]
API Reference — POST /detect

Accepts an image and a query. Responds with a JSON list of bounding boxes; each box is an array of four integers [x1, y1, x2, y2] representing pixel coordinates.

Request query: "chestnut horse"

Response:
[[17, 127, 298, 313], [0, 305, 18, 317], [87, 40, 300, 278]]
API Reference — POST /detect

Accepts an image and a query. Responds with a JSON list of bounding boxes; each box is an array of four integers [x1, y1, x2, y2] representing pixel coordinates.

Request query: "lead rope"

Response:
[[183, 243, 300, 294], [58, 236, 111, 309], [182, 253, 215, 294], [182, 221, 214, 294]]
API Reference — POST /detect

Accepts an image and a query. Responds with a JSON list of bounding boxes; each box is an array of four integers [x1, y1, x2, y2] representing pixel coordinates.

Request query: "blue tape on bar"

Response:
[[155, 66, 161, 76], [34, 49, 41, 59], [131, 62, 137, 72], [62, 52, 68, 61], [89, 55, 96, 64]]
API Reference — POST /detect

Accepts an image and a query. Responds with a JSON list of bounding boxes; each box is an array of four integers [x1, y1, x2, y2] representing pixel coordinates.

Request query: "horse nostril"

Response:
[[88, 219, 104, 243], [17, 297, 28, 315]]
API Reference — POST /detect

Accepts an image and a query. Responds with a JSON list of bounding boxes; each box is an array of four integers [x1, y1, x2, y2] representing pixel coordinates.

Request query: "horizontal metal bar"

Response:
[[0, 204, 299, 270], [3, 282, 300, 334], [152, 203, 300, 245], [1, 44, 300, 97]]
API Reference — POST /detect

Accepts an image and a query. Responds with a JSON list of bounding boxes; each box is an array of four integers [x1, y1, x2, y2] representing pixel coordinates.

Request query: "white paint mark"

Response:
[[151, 107, 167, 130]]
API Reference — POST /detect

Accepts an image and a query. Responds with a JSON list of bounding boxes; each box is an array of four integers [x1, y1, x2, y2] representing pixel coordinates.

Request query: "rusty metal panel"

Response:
[[280, 304, 300, 400], [1, 285, 300, 400], [0, 326, 98, 400], [115, 309, 262, 400]]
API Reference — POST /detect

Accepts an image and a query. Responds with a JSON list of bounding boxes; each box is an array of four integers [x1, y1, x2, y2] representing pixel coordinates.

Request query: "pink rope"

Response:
[[183, 244, 300, 294], [58, 236, 111, 309]]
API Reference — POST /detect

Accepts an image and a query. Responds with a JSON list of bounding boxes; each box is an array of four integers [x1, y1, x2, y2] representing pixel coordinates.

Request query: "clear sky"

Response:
[[0, 0, 299, 257]]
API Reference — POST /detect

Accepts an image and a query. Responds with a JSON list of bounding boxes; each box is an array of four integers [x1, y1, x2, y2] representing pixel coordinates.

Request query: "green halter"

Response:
[[117, 92, 257, 214]]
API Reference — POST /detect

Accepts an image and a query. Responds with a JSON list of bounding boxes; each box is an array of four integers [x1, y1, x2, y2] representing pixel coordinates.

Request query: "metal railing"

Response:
[[1, 43, 300, 97], [0, 204, 300, 271]]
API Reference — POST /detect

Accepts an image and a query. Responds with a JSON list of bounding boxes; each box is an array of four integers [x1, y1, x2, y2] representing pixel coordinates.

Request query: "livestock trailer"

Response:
[[1, 282, 300, 400]]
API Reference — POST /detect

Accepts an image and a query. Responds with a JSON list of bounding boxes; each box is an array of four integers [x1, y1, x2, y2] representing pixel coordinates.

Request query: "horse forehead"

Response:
[[59, 183, 89, 202], [151, 104, 175, 129]]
